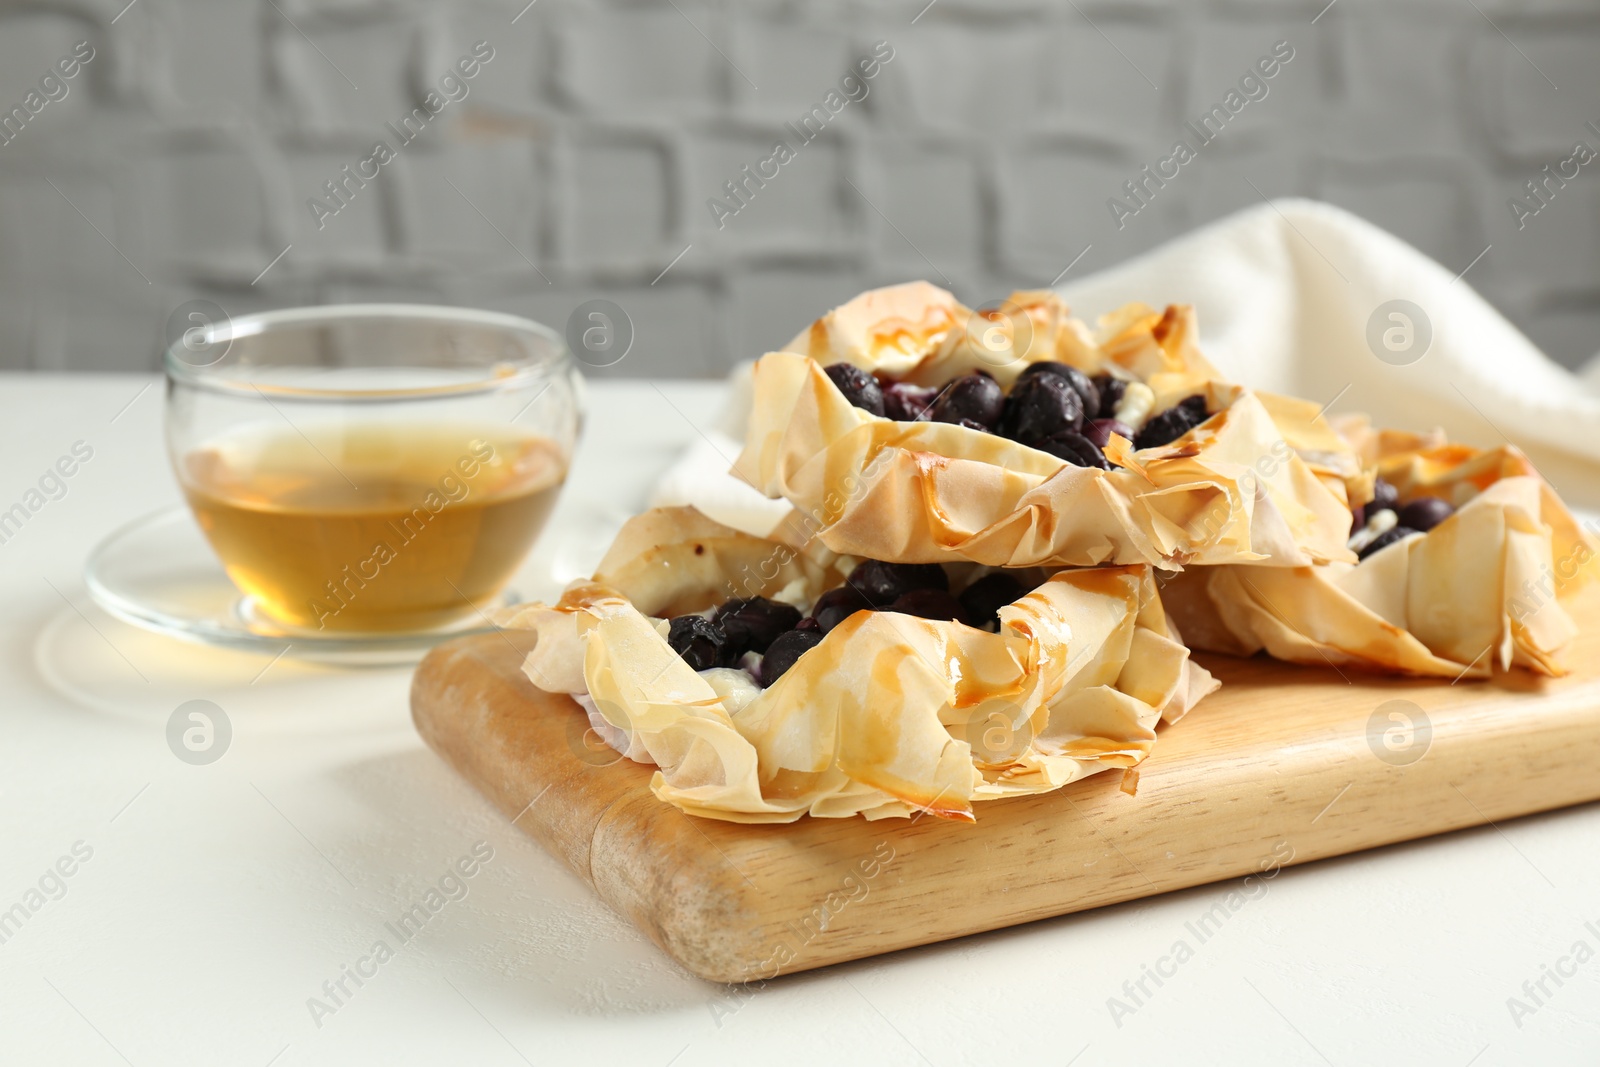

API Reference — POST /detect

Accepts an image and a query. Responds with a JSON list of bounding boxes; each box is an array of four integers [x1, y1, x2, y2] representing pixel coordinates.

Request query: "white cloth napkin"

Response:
[[651, 198, 1600, 528]]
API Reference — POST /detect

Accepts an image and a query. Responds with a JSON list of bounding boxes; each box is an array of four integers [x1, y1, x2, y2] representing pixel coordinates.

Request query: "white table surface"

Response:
[[3, 372, 1598, 1067]]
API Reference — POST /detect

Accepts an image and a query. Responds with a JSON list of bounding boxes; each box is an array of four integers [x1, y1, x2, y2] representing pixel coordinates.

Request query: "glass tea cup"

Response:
[[164, 304, 582, 635]]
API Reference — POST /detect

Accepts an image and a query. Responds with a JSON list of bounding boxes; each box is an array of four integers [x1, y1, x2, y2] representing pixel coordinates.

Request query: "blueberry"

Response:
[[1370, 477, 1400, 513], [713, 597, 802, 657], [1018, 362, 1100, 421], [1358, 525, 1420, 560], [1397, 496, 1454, 532], [1000, 373, 1083, 445], [810, 585, 872, 632], [1133, 397, 1207, 450], [1349, 503, 1367, 536], [848, 560, 948, 606], [1035, 429, 1111, 469], [1091, 375, 1127, 420], [759, 628, 824, 686], [1014, 363, 1064, 382], [887, 588, 967, 622], [930, 373, 1005, 429], [958, 573, 1026, 630], [1178, 395, 1211, 423], [824, 362, 885, 417], [667, 615, 730, 670], [882, 381, 938, 422], [1081, 418, 1134, 451], [794, 616, 822, 633]]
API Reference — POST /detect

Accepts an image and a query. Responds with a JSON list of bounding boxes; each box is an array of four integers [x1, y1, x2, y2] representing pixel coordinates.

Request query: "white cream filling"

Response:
[[1113, 382, 1156, 431], [698, 667, 765, 717], [1348, 507, 1397, 552]]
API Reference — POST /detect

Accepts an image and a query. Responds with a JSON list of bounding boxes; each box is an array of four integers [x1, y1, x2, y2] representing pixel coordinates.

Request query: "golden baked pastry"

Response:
[[734, 283, 1359, 572], [502, 507, 1217, 823], [1164, 423, 1597, 677]]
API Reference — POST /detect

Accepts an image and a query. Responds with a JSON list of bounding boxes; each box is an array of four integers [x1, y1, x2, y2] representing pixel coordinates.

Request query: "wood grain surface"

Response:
[[411, 592, 1600, 984]]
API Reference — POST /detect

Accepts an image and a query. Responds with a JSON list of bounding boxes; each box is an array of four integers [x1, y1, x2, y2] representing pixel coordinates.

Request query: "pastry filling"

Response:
[[823, 360, 1215, 468], [1347, 475, 1457, 559], [664, 560, 1030, 687]]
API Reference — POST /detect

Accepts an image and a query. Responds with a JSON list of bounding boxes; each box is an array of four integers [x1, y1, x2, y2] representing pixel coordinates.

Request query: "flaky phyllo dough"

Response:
[[732, 281, 1358, 572], [1163, 422, 1598, 678], [500, 507, 1218, 823]]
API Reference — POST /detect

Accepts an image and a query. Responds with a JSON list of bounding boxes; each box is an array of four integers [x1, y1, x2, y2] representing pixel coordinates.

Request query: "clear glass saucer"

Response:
[[84, 507, 520, 665]]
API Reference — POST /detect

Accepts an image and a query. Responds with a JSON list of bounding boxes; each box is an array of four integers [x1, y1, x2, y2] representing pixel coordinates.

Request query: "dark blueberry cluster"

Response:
[[665, 616, 729, 671], [1359, 526, 1417, 559], [716, 596, 802, 655], [663, 591, 841, 686], [1398, 497, 1454, 531], [823, 360, 1213, 470], [882, 381, 938, 421], [802, 559, 956, 636], [824, 363, 884, 417], [956, 572, 1027, 629], [663, 564, 1032, 686], [665, 597, 800, 673], [930, 373, 1005, 428], [1093, 374, 1127, 418], [1133, 395, 1211, 450], [760, 627, 824, 684], [1349, 477, 1456, 561]]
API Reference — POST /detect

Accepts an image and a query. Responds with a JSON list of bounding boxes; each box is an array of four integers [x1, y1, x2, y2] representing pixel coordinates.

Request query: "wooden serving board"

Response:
[[412, 591, 1600, 984]]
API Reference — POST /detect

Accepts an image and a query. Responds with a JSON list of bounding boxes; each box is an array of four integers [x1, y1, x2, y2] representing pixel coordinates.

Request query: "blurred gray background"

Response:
[[1, 0, 1597, 377]]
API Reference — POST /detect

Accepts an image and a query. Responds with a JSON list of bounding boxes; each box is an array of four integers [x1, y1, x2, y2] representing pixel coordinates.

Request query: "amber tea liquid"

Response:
[[181, 423, 566, 633]]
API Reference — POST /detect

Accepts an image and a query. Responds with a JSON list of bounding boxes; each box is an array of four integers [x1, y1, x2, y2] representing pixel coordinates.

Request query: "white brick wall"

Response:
[[1, 0, 1597, 376]]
